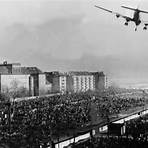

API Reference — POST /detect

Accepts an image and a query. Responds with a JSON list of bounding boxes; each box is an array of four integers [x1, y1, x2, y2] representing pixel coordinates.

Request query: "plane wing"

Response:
[[122, 5, 148, 14], [139, 10, 148, 14], [95, 5, 133, 21], [95, 5, 113, 13], [121, 6, 137, 11]]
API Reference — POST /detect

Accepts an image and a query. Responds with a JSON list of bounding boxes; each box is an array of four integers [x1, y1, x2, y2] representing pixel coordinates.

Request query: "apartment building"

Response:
[[70, 71, 105, 93], [47, 72, 67, 93], [0, 61, 106, 96], [49, 71, 106, 93], [70, 72, 95, 92]]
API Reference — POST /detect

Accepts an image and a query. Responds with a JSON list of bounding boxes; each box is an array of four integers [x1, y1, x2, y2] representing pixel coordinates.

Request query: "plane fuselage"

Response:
[[133, 10, 141, 26]]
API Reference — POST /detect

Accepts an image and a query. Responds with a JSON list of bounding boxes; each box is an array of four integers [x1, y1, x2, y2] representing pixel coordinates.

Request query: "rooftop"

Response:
[[13, 67, 42, 75], [46, 71, 105, 76], [0, 61, 42, 75]]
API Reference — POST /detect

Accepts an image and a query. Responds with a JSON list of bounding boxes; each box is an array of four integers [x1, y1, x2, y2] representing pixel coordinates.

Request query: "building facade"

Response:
[[39, 74, 52, 95], [70, 72, 95, 92], [70, 71, 106, 93], [0, 61, 42, 97], [48, 71, 106, 93], [0, 61, 106, 97], [46, 72, 68, 94]]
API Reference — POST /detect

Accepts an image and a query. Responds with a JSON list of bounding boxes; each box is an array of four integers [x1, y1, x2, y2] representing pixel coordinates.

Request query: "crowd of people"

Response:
[[91, 93, 145, 120], [66, 113, 148, 148], [0, 89, 146, 147]]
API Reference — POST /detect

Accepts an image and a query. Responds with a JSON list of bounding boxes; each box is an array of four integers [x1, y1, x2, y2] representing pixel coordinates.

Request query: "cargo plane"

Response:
[[95, 5, 148, 31]]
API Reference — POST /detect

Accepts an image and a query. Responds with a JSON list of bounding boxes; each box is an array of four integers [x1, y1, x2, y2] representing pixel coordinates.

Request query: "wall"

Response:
[[39, 74, 52, 95], [1, 74, 30, 97], [1, 74, 30, 91], [52, 76, 60, 93], [66, 75, 73, 93], [55, 132, 90, 148], [98, 75, 106, 90], [30, 74, 39, 96], [0, 74, 40, 97], [94, 73, 106, 91]]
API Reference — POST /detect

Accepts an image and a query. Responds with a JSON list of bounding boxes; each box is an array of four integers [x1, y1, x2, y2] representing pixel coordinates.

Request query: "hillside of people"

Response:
[[65, 113, 148, 148], [0, 88, 147, 147]]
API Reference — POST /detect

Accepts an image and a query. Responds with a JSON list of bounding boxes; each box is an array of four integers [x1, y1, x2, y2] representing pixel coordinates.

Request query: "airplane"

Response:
[[95, 5, 148, 31]]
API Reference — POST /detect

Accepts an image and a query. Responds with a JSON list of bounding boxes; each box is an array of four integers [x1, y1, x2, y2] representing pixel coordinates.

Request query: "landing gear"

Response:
[[116, 14, 120, 18], [135, 27, 137, 31], [143, 24, 148, 30], [143, 26, 147, 30], [124, 22, 128, 26]]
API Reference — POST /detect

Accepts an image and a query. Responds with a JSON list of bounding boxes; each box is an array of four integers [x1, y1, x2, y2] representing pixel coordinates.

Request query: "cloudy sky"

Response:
[[0, 0, 148, 87]]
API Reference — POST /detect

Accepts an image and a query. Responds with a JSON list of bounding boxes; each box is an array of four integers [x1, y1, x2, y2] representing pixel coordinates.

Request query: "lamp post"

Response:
[[5, 101, 11, 143]]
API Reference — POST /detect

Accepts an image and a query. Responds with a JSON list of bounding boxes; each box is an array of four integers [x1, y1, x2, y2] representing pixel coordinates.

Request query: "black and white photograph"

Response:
[[0, 0, 148, 147]]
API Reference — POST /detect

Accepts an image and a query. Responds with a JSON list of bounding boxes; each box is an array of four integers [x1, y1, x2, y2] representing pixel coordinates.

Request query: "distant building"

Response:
[[0, 61, 106, 97], [69, 71, 106, 93], [46, 72, 67, 94], [69, 72, 95, 92], [39, 73, 52, 96], [0, 61, 42, 97], [48, 71, 106, 93]]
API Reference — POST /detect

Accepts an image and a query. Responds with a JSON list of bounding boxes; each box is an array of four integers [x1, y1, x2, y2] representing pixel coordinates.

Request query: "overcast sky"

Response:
[[1, 0, 148, 88]]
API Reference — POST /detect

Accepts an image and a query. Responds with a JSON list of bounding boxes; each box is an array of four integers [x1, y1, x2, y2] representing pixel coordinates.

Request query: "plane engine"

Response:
[[124, 22, 128, 26], [116, 14, 120, 18], [124, 18, 130, 26]]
